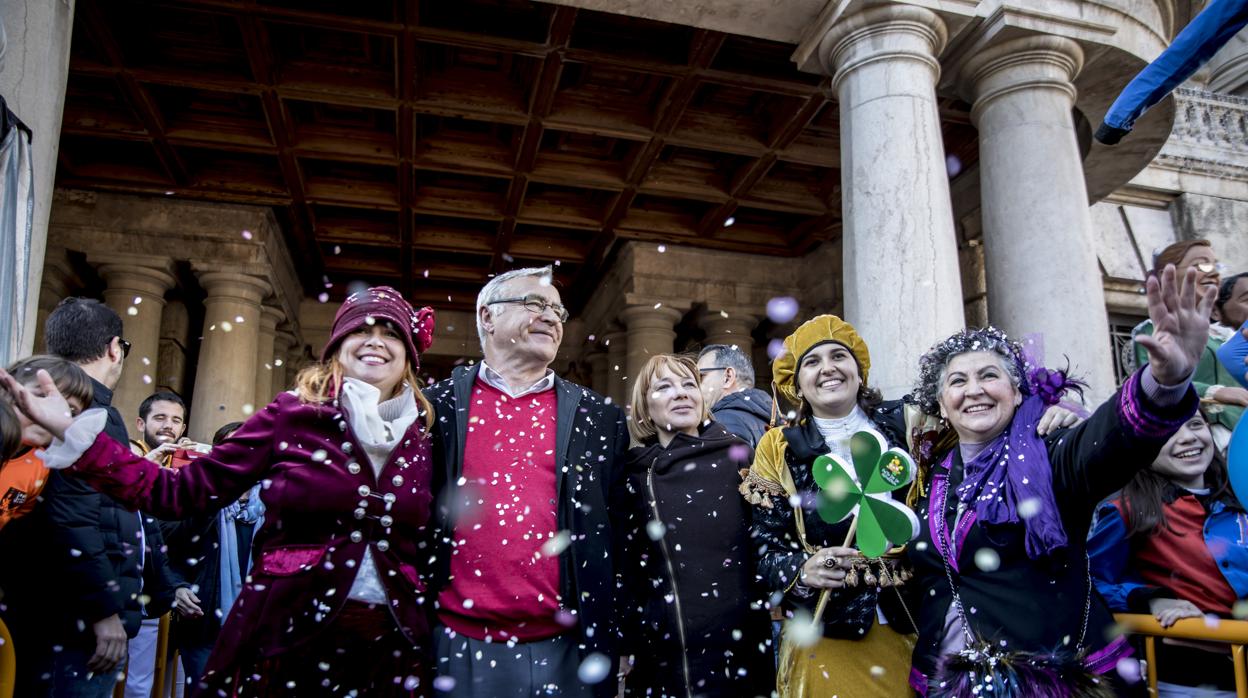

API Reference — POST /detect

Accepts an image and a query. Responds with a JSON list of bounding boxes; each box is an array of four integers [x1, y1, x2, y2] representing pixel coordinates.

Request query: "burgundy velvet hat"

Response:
[[320, 286, 435, 366]]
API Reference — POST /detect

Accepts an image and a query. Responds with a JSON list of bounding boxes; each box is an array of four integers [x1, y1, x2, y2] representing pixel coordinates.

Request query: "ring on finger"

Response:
[[823, 555, 839, 569]]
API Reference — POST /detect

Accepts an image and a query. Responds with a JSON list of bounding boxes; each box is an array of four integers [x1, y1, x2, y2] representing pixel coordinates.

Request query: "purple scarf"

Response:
[[953, 393, 1068, 559]]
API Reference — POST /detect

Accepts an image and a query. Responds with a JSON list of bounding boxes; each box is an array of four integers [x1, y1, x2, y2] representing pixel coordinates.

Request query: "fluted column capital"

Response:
[[619, 304, 684, 332], [699, 310, 758, 350], [194, 269, 272, 305], [92, 255, 177, 302], [818, 5, 947, 92], [960, 35, 1084, 123], [260, 305, 286, 334]]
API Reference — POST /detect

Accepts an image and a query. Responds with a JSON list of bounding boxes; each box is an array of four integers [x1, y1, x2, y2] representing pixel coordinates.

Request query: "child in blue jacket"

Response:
[[1089, 409, 1248, 696]]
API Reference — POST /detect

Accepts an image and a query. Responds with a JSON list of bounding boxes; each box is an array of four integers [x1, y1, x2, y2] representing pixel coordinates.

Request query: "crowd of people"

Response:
[[0, 237, 1243, 698]]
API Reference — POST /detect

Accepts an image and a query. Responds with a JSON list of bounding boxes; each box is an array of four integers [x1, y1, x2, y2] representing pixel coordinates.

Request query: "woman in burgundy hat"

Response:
[[3, 287, 437, 697]]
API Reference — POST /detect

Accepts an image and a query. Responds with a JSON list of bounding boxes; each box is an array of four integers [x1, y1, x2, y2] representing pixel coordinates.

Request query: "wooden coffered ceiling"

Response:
[[57, 0, 979, 311]]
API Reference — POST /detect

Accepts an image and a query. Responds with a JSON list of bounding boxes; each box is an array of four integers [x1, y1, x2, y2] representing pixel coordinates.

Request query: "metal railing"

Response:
[[1115, 613, 1248, 697]]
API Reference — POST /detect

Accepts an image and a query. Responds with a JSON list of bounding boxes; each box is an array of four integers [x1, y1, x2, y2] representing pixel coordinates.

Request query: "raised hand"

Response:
[[0, 368, 74, 441], [1135, 264, 1217, 385]]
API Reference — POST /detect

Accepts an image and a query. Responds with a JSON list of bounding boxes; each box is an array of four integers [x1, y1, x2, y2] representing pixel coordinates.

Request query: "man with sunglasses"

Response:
[[2, 297, 174, 697], [425, 266, 629, 698]]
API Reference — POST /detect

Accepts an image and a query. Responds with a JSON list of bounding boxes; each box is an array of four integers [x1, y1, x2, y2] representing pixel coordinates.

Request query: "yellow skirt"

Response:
[[777, 621, 916, 698]]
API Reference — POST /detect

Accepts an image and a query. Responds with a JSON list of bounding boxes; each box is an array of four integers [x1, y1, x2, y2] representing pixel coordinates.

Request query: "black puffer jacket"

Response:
[[619, 422, 774, 698], [709, 388, 772, 448]]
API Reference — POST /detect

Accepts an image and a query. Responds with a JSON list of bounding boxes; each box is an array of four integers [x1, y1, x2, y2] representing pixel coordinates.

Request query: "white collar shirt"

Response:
[[478, 361, 556, 399]]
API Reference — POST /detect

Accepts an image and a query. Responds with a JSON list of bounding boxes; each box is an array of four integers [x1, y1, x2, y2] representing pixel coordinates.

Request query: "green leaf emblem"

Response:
[[811, 430, 919, 558]]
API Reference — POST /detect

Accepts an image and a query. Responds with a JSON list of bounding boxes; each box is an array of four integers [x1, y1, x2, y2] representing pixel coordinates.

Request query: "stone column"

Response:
[[33, 250, 76, 353], [1, 1, 76, 357], [700, 311, 757, 355], [604, 330, 628, 406], [963, 36, 1116, 401], [274, 329, 298, 393], [95, 257, 176, 436], [255, 305, 284, 407], [586, 350, 609, 397], [818, 6, 965, 398], [158, 299, 190, 394], [621, 305, 684, 405], [189, 270, 270, 441]]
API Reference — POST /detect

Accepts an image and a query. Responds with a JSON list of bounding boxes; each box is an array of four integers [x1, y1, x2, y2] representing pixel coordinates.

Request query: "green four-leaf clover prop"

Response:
[[811, 430, 920, 558]]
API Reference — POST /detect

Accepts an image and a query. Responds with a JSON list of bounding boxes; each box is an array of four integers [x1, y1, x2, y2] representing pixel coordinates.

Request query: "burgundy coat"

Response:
[[63, 391, 434, 695]]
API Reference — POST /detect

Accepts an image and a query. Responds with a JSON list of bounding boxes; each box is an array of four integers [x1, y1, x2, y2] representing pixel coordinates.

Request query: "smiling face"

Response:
[[337, 323, 408, 398], [1150, 414, 1215, 489], [644, 362, 703, 442], [480, 274, 564, 369], [937, 351, 1023, 444], [139, 400, 186, 450], [1177, 244, 1221, 293], [796, 342, 861, 419]]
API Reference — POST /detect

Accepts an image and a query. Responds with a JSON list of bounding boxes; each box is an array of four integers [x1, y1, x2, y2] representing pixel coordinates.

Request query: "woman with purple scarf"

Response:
[[1, 287, 438, 697], [905, 265, 1215, 697]]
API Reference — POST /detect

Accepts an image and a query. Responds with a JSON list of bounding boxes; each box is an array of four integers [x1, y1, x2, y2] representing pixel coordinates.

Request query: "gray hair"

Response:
[[698, 343, 755, 388], [913, 327, 1027, 416], [475, 266, 555, 351]]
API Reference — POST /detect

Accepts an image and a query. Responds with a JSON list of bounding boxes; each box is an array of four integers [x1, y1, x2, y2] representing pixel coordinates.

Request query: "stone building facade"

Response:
[[4, 0, 1247, 440]]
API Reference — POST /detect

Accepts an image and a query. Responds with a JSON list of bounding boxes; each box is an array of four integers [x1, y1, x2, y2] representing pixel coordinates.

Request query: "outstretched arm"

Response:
[[1, 368, 277, 519]]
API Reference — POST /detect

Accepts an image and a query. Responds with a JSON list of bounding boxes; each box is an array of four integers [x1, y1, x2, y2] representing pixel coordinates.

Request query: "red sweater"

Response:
[[437, 379, 564, 641]]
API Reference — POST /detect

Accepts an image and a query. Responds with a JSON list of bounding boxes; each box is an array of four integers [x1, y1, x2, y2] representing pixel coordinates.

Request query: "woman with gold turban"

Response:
[[740, 315, 1076, 697]]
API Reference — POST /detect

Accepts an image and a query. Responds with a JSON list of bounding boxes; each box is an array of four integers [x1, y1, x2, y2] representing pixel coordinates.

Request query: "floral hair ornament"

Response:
[[1018, 333, 1089, 418], [813, 430, 919, 558]]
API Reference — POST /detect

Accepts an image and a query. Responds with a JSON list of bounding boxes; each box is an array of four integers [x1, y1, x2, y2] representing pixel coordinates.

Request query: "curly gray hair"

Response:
[[913, 326, 1028, 416]]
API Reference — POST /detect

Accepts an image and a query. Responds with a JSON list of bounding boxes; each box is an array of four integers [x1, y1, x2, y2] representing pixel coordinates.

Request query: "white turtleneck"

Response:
[[811, 405, 881, 461]]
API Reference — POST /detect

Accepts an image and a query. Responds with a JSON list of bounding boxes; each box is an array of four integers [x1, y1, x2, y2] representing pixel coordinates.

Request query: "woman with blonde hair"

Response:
[[2, 286, 438, 697], [617, 353, 774, 698]]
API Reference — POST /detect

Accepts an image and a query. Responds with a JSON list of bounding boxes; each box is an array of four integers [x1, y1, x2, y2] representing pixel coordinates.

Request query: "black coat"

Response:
[[619, 422, 774, 698], [751, 401, 918, 639], [424, 365, 630, 696], [906, 371, 1200, 684], [159, 511, 224, 644]]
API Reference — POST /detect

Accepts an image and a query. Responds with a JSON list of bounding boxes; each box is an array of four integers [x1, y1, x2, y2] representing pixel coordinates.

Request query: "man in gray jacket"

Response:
[[697, 344, 773, 448]]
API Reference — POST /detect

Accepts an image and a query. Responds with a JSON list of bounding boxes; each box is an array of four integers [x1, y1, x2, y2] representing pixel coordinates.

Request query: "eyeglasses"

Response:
[[1193, 262, 1228, 274], [488, 295, 569, 322], [698, 367, 727, 375], [118, 338, 132, 359]]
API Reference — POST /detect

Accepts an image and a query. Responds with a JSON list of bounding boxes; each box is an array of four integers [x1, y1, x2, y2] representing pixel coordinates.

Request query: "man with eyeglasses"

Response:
[[696, 344, 773, 448], [4, 297, 174, 697], [425, 266, 629, 698]]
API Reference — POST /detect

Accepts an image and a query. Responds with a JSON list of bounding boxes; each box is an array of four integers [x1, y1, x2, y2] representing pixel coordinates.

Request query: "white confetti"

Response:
[[974, 548, 1000, 572], [577, 653, 612, 685]]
